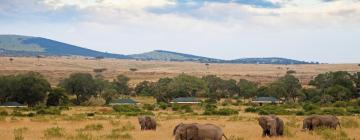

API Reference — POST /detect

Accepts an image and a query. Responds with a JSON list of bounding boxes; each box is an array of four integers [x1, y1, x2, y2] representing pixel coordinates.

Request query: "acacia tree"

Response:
[[60, 73, 97, 105], [278, 74, 302, 102], [46, 87, 70, 106], [135, 81, 155, 96], [168, 74, 208, 98], [237, 79, 258, 101], [12, 72, 51, 107], [112, 75, 131, 95]]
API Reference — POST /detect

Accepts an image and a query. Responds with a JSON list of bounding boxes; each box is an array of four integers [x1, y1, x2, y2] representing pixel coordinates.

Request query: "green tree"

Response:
[[300, 88, 322, 103], [135, 81, 155, 96], [168, 74, 208, 98], [112, 75, 131, 95], [0, 75, 17, 103], [46, 87, 70, 106], [278, 74, 302, 102], [237, 79, 258, 101], [310, 71, 355, 92], [12, 72, 51, 107], [324, 85, 352, 102], [153, 77, 173, 103], [60, 73, 97, 105]]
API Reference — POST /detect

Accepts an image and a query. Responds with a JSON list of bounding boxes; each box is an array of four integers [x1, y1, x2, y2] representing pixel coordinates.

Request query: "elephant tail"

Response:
[[222, 134, 228, 140]]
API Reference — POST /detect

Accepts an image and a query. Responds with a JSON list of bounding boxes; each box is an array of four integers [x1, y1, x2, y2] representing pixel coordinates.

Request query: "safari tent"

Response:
[[0, 102, 27, 108], [170, 97, 201, 105], [108, 99, 138, 106], [251, 97, 282, 105]]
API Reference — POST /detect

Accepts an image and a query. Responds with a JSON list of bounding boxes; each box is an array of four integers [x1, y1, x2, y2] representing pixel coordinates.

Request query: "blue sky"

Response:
[[0, 0, 360, 63]]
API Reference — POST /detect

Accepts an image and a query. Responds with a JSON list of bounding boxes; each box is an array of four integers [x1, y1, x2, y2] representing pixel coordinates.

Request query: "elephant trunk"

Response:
[[270, 124, 277, 136]]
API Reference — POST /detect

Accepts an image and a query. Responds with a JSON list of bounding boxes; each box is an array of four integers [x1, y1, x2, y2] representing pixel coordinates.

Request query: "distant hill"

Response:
[[229, 57, 317, 64], [128, 50, 224, 63], [0, 35, 317, 64], [129, 50, 316, 64], [0, 35, 129, 59]]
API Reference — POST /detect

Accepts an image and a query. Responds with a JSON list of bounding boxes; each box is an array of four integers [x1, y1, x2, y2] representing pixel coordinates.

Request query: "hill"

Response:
[[229, 57, 317, 64], [0, 35, 128, 59], [128, 50, 224, 63]]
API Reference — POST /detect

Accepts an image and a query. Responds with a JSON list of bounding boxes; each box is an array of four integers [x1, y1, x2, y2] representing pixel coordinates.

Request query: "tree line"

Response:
[[0, 71, 359, 106]]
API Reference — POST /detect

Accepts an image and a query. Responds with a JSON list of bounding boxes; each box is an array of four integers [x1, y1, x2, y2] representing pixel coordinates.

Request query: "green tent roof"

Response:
[[172, 97, 200, 103], [110, 99, 138, 104], [253, 97, 279, 102]]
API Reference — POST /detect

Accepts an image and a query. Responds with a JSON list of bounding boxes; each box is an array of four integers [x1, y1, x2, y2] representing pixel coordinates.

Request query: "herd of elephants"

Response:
[[138, 115, 341, 140]]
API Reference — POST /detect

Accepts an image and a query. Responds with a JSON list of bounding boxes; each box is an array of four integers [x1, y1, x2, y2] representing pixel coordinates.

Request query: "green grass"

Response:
[[44, 126, 65, 138]]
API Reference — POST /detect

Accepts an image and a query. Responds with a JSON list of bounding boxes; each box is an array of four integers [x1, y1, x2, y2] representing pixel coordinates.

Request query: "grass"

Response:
[[13, 127, 28, 140], [0, 107, 359, 140], [44, 126, 65, 138], [83, 123, 104, 131], [314, 128, 352, 140]]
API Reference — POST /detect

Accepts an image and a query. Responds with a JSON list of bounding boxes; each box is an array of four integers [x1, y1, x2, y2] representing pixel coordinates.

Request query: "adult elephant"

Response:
[[173, 123, 228, 140], [258, 115, 284, 137], [303, 115, 341, 131], [138, 116, 157, 130]]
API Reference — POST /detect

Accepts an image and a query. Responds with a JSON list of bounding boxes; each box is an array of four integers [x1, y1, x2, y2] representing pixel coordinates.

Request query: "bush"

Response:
[[302, 103, 320, 112], [333, 101, 349, 108], [84, 123, 103, 131], [112, 105, 153, 116], [44, 127, 65, 138], [346, 107, 360, 114], [113, 105, 141, 112], [321, 108, 349, 116], [204, 108, 238, 116], [158, 102, 168, 110], [180, 105, 193, 113], [36, 107, 61, 115], [244, 107, 258, 113], [0, 110, 8, 116], [171, 104, 180, 111], [143, 104, 155, 111]]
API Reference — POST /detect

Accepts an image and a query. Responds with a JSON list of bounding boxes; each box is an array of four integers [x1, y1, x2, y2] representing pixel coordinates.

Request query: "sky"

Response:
[[0, 0, 360, 63]]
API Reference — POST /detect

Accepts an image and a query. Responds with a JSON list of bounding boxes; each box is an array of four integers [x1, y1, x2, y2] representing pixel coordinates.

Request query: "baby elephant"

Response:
[[303, 115, 341, 131], [138, 116, 157, 130], [173, 123, 228, 140], [258, 115, 284, 137]]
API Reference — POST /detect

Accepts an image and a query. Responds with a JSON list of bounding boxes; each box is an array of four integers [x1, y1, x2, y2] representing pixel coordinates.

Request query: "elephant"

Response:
[[303, 115, 341, 131], [258, 115, 284, 137], [173, 123, 228, 140], [138, 116, 157, 130]]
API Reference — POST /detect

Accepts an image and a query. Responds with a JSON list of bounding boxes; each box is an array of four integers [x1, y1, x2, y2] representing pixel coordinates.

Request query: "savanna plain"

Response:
[[0, 57, 360, 140]]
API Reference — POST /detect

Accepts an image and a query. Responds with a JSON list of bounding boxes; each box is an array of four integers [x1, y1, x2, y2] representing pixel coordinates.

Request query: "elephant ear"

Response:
[[173, 123, 183, 136], [185, 125, 199, 139]]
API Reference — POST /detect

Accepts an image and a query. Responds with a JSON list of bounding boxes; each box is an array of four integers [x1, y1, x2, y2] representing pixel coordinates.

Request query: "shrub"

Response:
[[333, 101, 349, 108], [346, 107, 360, 114], [44, 127, 65, 138], [244, 107, 258, 113], [36, 107, 61, 115], [143, 104, 155, 111], [204, 108, 238, 116], [302, 103, 320, 112], [0, 110, 8, 116], [180, 105, 193, 113], [113, 105, 141, 112], [113, 105, 153, 116], [84, 123, 103, 131], [158, 102, 168, 110], [321, 108, 349, 116], [171, 104, 180, 111]]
